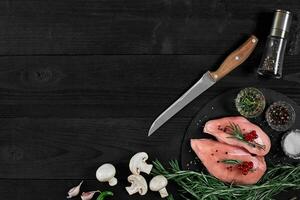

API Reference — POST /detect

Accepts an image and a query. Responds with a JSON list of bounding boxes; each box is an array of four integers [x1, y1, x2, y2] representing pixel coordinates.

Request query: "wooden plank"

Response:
[[0, 0, 299, 55], [0, 179, 181, 200], [0, 55, 298, 118], [0, 179, 299, 200], [0, 117, 187, 179]]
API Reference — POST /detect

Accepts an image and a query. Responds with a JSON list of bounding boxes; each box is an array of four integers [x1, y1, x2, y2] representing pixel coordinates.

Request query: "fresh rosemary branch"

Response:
[[227, 122, 244, 140], [152, 160, 300, 200], [221, 159, 242, 165], [167, 194, 175, 200], [226, 122, 266, 150]]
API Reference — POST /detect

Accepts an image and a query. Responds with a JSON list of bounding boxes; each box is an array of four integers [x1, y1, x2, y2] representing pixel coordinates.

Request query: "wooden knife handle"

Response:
[[209, 35, 258, 82]]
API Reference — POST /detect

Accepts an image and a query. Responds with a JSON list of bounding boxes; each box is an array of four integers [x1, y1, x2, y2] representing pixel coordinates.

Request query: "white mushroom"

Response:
[[96, 163, 118, 186], [149, 175, 169, 198], [129, 152, 153, 175], [125, 174, 148, 195], [67, 181, 83, 198]]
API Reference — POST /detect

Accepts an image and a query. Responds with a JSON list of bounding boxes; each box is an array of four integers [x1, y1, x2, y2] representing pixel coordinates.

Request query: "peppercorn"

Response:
[[237, 161, 254, 175], [244, 130, 258, 142], [267, 105, 290, 125]]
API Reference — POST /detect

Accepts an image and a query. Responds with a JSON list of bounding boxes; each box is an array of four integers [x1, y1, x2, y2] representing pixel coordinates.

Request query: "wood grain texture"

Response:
[[0, 117, 187, 179], [1, 180, 182, 200], [0, 0, 299, 55], [0, 54, 299, 199], [209, 35, 258, 81], [0, 0, 300, 199], [0, 180, 298, 200], [0, 55, 298, 118]]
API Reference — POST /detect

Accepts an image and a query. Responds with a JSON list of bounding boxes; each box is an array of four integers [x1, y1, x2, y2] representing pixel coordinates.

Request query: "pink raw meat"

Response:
[[191, 139, 267, 185], [204, 116, 271, 156]]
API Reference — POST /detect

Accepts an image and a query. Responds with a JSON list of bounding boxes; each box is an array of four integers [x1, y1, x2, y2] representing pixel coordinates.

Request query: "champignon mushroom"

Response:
[[96, 163, 118, 186], [149, 175, 169, 198], [125, 174, 148, 195], [129, 152, 153, 175]]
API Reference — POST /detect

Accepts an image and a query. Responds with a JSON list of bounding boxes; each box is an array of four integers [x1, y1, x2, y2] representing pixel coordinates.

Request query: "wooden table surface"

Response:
[[1, 0, 299, 199]]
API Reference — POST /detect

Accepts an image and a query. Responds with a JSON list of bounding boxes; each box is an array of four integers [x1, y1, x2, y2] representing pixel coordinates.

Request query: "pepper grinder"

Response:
[[257, 10, 292, 79]]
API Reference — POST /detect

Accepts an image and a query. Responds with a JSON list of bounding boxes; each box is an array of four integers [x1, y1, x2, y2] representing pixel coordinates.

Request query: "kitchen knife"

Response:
[[148, 35, 258, 136]]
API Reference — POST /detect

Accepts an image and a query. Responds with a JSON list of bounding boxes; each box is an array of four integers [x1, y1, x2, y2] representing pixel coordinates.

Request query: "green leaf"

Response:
[[96, 191, 113, 200], [167, 194, 175, 200], [221, 159, 242, 165]]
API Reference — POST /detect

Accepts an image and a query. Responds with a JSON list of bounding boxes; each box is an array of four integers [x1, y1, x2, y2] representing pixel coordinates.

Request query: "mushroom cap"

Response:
[[127, 174, 148, 195], [96, 163, 116, 182], [129, 152, 150, 174], [130, 152, 149, 163], [149, 175, 168, 191]]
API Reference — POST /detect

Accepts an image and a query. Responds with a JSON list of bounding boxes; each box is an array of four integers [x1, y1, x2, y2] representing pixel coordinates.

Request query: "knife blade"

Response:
[[148, 35, 258, 136]]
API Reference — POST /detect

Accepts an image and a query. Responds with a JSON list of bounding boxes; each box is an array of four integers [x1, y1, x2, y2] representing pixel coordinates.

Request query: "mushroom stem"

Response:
[[129, 152, 153, 175], [149, 175, 168, 198], [96, 163, 118, 186], [108, 177, 118, 186], [125, 185, 139, 195], [142, 163, 153, 174], [159, 188, 169, 198]]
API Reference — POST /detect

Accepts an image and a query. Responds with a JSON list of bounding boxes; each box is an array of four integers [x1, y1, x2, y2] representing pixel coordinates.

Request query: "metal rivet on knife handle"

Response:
[[209, 35, 258, 82]]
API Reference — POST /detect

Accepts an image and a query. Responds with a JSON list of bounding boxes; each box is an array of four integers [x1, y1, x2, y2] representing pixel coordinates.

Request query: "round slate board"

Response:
[[181, 88, 300, 171]]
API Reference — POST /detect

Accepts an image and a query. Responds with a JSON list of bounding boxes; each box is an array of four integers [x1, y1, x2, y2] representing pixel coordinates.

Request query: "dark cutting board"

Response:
[[181, 88, 300, 171]]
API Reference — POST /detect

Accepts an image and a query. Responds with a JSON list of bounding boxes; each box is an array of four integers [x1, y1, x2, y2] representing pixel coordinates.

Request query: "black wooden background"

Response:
[[1, 0, 299, 199]]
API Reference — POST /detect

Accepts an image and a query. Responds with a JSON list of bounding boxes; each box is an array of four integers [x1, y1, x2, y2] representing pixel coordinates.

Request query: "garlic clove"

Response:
[[81, 191, 99, 200], [67, 181, 83, 199]]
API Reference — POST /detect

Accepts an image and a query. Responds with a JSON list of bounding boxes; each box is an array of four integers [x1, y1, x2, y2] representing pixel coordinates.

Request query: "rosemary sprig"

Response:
[[226, 122, 266, 150], [167, 194, 175, 200], [221, 159, 242, 165], [226, 122, 244, 140], [152, 160, 300, 200]]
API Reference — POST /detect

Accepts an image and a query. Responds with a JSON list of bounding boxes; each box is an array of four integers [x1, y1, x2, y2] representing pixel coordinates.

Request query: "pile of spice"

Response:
[[221, 159, 254, 175], [265, 101, 296, 131], [237, 161, 254, 175], [282, 129, 300, 159], [244, 130, 258, 142]]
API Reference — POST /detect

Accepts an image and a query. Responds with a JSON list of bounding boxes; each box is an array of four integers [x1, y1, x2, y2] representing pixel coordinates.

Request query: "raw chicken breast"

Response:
[[204, 116, 271, 156], [191, 139, 267, 185]]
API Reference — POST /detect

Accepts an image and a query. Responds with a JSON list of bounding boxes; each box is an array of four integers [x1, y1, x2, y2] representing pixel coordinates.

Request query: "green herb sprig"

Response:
[[221, 159, 242, 165], [152, 160, 300, 200], [226, 122, 266, 150], [167, 194, 175, 200], [239, 94, 258, 112]]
